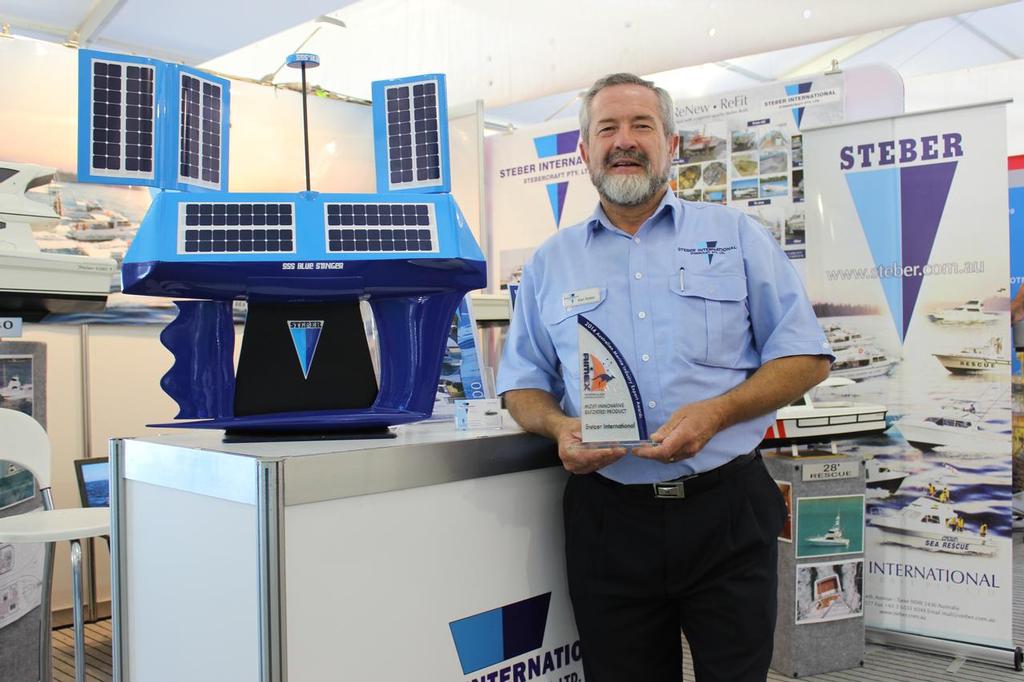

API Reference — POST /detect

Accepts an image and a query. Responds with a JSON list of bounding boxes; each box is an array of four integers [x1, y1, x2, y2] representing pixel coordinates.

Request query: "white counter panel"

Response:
[[283, 467, 581, 681], [125, 480, 259, 682]]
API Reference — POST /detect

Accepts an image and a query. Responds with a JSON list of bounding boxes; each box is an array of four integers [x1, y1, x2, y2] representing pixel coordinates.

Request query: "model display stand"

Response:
[[764, 451, 865, 678], [75, 50, 486, 434]]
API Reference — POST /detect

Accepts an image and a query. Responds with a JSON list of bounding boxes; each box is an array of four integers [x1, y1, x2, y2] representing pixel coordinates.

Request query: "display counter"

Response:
[[109, 419, 583, 682]]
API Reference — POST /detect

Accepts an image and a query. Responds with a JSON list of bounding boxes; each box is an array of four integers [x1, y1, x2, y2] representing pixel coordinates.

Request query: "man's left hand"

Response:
[[633, 399, 726, 464]]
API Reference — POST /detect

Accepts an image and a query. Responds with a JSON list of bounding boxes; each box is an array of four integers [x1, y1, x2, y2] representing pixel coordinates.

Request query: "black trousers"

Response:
[[563, 455, 786, 682]]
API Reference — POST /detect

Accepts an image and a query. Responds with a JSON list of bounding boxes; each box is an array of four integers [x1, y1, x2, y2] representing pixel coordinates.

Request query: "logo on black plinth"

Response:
[[287, 320, 324, 380]]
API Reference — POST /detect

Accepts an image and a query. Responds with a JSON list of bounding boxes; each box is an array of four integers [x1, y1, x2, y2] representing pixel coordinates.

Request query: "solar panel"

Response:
[[323, 203, 438, 253], [90, 58, 155, 179], [178, 203, 296, 254], [383, 78, 442, 191], [179, 73, 223, 188]]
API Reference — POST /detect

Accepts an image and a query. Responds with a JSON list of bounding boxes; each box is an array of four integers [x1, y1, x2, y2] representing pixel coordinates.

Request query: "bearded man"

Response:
[[496, 73, 833, 681]]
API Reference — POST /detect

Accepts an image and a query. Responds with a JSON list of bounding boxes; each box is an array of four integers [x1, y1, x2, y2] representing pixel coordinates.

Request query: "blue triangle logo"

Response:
[[705, 240, 718, 264], [287, 320, 324, 380], [845, 161, 957, 343], [846, 168, 903, 338], [545, 182, 569, 227], [784, 81, 812, 128]]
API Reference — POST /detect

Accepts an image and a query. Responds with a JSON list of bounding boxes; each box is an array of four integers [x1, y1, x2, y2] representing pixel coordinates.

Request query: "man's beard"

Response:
[[591, 149, 669, 208]]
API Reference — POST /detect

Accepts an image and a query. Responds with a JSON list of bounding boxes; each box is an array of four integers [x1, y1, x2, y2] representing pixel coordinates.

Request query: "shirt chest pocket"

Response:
[[540, 287, 607, 381], [668, 271, 751, 368]]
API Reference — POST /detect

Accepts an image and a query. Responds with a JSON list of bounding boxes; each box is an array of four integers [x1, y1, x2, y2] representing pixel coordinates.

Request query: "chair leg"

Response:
[[40, 540, 55, 682], [71, 540, 86, 682]]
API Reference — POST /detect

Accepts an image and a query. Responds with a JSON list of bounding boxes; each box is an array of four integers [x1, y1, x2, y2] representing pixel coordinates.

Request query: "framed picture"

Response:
[[0, 341, 46, 512], [775, 479, 793, 542], [795, 494, 864, 558], [795, 559, 864, 624]]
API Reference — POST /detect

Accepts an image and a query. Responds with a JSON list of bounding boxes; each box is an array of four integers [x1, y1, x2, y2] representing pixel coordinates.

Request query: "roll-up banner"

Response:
[[1011, 156, 1023, 502], [804, 103, 1014, 653]]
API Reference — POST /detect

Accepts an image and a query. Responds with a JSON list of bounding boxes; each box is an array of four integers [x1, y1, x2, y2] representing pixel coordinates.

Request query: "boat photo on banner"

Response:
[[804, 102, 1013, 653]]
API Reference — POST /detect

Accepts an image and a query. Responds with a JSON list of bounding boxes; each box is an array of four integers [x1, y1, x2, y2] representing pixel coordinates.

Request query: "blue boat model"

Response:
[[77, 49, 486, 433]]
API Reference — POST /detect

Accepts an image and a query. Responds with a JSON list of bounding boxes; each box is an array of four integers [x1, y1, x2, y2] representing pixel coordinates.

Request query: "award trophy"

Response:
[[576, 315, 653, 447]]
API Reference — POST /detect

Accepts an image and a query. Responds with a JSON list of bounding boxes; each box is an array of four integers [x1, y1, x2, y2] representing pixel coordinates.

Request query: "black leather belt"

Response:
[[589, 450, 760, 500]]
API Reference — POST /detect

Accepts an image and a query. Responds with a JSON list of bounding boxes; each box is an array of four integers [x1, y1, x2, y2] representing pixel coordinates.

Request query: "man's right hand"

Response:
[[554, 418, 627, 475], [503, 389, 626, 475]]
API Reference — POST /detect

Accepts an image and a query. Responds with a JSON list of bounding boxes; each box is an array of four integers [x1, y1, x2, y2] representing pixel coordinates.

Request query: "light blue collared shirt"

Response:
[[497, 191, 834, 483]]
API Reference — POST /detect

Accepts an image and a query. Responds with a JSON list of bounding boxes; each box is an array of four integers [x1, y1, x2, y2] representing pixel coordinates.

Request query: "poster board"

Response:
[[804, 102, 1013, 651], [0, 341, 46, 682]]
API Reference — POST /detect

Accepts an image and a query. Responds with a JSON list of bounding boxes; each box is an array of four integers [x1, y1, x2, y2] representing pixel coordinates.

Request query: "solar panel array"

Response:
[[179, 73, 223, 187], [91, 59, 155, 177], [384, 79, 441, 189], [178, 203, 295, 254], [324, 203, 437, 253]]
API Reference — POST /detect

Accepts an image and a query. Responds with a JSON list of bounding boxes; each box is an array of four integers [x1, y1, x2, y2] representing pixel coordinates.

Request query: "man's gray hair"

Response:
[[578, 73, 676, 143]]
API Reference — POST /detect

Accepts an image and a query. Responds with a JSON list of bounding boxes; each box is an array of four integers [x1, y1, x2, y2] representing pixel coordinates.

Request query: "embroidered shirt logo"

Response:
[[679, 240, 737, 264]]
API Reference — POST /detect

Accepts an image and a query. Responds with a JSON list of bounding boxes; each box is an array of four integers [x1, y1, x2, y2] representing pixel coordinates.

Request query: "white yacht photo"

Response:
[[933, 336, 1010, 374], [927, 299, 1002, 325], [871, 487, 997, 556], [807, 512, 852, 548], [896, 403, 1007, 451], [865, 459, 909, 495], [0, 162, 117, 319], [830, 345, 899, 381]]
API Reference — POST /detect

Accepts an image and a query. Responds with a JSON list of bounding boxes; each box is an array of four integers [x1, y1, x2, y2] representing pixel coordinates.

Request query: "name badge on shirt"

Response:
[[562, 287, 601, 310]]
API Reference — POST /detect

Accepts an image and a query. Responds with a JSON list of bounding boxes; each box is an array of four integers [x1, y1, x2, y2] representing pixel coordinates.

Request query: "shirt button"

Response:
[[634, 272, 643, 279], [633, 237, 641, 244], [638, 311, 646, 319], [641, 353, 650, 362], [648, 400, 657, 408]]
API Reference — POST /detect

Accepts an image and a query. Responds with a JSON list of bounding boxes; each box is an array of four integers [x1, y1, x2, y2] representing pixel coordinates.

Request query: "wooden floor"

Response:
[[53, 543, 1024, 682], [52, 618, 112, 682]]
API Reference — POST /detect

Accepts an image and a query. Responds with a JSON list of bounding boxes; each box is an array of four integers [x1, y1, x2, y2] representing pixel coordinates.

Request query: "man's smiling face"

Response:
[[580, 84, 679, 208]]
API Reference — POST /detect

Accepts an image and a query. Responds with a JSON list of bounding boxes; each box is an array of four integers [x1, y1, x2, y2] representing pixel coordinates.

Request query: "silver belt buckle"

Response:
[[653, 481, 686, 498]]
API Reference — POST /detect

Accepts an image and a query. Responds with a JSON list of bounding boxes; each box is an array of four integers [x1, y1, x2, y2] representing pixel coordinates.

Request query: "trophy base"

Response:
[[576, 439, 655, 450]]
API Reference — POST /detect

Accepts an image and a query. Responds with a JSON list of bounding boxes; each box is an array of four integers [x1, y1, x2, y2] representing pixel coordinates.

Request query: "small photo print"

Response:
[[792, 169, 805, 203], [759, 150, 788, 175], [0, 461, 36, 511], [759, 128, 790, 151], [791, 134, 804, 168], [702, 188, 727, 205], [701, 161, 727, 187], [785, 210, 806, 245], [731, 129, 758, 153], [679, 130, 727, 164], [759, 174, 789, 198], [730, 152, 759, 178], [678, 188, 702, 202], [796, 494, 864, 558], [776, 480, 793, 542], [676, 163, 701, 191], [796, 559, 864, 624], [0, 355, 34, 417], [731, 178, 759, 201]]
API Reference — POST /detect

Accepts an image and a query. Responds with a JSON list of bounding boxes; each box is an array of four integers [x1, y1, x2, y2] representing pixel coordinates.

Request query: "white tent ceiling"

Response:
[[1, 0, 1020, 120]]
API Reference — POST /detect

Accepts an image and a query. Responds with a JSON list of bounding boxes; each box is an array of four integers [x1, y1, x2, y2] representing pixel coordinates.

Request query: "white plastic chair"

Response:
[[0, 408, 109, 682]]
